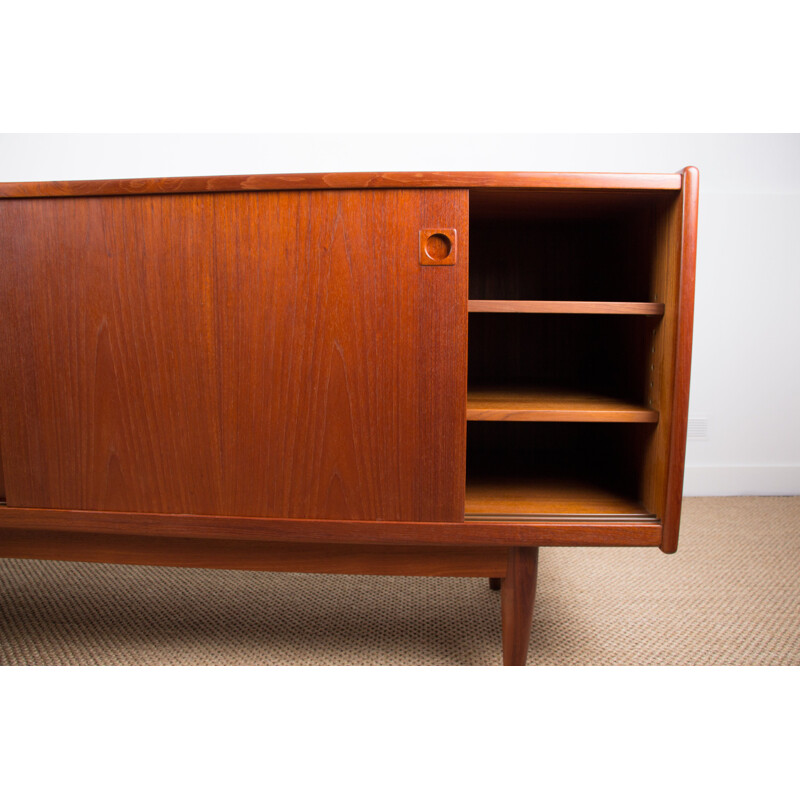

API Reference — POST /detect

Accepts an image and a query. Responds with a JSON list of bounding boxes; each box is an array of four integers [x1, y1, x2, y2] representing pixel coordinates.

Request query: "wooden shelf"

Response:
[[467, 386, 658, 422], [468, 300, 665, 316], [465, 474, 650, 518]]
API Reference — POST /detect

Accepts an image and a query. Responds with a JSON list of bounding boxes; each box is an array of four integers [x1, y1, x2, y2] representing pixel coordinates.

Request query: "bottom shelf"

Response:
[[465, 473, 652, 520], [465, 421, 656, 521]]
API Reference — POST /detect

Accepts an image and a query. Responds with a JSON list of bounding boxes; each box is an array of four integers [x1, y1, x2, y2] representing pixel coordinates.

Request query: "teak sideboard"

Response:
[[0, 169, 698, 665]]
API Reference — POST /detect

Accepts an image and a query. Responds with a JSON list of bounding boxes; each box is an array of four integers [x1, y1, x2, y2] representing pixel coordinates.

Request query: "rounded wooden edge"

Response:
[[0, 171, 684, 199]]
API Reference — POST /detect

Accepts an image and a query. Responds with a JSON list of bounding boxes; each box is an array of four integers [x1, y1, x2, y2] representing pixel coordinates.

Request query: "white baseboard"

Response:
[[683, 465, 800, 496]]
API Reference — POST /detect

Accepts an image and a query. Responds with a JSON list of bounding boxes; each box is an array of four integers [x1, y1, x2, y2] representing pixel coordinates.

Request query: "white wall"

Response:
[[1, 133, 798, 496]]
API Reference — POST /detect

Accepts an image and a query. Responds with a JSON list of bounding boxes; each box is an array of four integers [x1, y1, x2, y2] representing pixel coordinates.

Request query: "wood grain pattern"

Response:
[[0, 172, 683, 199], [0, 506, 662, 547], [0, 530, 508, 576], [501, 547, 539, 666], [468, 300, 665, 315], [660, 167, 699, 553], [0, 189, 468, 521], [466, 386, 658, 422]]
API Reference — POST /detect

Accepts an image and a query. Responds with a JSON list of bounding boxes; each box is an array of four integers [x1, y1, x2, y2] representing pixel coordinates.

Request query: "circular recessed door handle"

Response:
[[419, 229, 457, 265]]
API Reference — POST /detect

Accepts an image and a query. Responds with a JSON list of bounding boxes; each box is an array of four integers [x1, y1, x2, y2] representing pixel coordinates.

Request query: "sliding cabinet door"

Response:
[[0, 189, 468, 521]]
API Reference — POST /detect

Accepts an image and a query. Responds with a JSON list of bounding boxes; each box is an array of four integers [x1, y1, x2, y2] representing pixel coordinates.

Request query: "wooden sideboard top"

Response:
[[0, 170, 686, 199]]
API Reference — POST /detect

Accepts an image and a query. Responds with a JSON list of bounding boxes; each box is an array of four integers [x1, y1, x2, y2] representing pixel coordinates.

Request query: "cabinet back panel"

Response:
[[0, 189, 468, 521]]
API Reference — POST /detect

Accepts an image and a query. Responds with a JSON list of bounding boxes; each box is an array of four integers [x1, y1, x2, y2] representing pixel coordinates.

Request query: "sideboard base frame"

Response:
[[0, 527, 542, 665]]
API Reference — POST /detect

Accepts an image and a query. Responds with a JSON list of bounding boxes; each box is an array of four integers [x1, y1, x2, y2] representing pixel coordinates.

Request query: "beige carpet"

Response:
[[1, 497, 798, 666]]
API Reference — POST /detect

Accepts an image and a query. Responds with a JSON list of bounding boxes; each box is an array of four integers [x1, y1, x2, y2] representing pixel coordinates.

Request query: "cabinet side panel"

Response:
[[640, 170, 698, 548], [660, 168, 699, 552], [0, 190, 468, 521], [640, 194, 683, 518]]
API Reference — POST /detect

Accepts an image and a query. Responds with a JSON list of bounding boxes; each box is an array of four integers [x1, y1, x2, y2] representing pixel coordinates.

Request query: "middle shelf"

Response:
[[466, 386, 658, 422], [468, 300, 664, 316]]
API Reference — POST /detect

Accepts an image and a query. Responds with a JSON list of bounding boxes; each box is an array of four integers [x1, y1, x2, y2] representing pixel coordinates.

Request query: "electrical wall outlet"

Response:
[[687, 417, 709, 440]]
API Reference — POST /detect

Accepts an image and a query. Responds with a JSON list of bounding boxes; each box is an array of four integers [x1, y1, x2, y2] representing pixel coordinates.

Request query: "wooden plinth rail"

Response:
[[0, 507, 662, 548], [0, 529, 510, 577]]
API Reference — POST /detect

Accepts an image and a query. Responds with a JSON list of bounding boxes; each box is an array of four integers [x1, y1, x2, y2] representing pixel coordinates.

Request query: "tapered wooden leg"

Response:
[[500, 547, 539, 666], [489, 577, 502, 591]]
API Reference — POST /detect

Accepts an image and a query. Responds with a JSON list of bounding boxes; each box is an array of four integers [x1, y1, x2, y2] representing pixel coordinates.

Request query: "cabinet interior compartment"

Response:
[[465, 186, 680, 521], [469, 188, 675, 303], [468, 313, 658, 417], [465, 422, 656, 520]]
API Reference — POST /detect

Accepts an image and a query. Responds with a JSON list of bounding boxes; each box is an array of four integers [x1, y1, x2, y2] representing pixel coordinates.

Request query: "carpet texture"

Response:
[[1, 497, 798, 666]]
